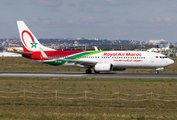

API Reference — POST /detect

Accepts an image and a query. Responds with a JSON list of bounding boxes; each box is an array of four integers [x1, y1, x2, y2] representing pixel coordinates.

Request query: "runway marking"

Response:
[[0, 74, 83, 77], [0, 72, 177, 79]]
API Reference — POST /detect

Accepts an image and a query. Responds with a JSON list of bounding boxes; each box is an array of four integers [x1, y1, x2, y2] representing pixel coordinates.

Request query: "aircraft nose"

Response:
[[168, 59, 174, 65]]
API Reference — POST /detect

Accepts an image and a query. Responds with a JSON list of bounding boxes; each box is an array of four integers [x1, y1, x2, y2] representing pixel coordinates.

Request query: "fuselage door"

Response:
[[151, 54, 155, 63]]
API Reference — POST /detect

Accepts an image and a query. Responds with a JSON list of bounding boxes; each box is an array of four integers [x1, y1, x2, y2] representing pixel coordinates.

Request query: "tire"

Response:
[[155, 71, 159, 74], [86, 69, 92, 74]]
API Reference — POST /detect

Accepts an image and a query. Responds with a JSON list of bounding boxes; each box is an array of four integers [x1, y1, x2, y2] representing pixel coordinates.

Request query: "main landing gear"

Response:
[[86, 68, 100, 74], [86, 68, 92, 74]]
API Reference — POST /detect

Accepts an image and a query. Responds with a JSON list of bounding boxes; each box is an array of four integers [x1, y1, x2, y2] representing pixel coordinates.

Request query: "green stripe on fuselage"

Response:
[[43, 60, 66, 66], [65, 51, 105, 60]]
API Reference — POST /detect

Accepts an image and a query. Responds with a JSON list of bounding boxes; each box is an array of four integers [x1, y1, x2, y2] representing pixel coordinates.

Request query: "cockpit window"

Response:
[[160, 56, 167, 59]]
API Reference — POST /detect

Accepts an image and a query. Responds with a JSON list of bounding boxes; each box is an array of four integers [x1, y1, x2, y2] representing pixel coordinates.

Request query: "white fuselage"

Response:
[[63, 51, 174, 69]]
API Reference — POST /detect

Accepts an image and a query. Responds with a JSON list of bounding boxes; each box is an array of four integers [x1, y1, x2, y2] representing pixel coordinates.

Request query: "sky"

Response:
[[1, 0, 177, 43]]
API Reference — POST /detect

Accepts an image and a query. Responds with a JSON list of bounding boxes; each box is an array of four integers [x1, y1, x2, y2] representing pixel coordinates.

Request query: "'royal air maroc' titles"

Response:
[[103, 52, 142, 57]]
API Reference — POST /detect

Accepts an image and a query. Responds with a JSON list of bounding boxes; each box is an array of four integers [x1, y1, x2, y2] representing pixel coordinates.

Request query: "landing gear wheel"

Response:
[[155, 70, 159, 74], [86, 69, 92, 74]]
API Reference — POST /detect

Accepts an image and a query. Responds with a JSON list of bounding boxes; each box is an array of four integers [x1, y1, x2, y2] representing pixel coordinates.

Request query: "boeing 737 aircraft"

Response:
[[14, 21, 174, 74]]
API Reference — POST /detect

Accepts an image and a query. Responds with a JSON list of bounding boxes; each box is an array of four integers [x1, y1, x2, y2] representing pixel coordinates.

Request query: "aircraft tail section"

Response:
[[167, 44, 170, 48], [17, 21, 54, 52]]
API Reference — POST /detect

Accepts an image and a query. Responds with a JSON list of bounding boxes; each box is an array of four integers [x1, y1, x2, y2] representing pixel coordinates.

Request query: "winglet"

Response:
[[93, 46, 99, 51]]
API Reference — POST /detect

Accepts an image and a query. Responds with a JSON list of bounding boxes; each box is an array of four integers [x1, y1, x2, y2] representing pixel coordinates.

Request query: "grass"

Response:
[[0, 77, 177, 119], [0, 57, 86, 72], [0, 57, 177, 119]]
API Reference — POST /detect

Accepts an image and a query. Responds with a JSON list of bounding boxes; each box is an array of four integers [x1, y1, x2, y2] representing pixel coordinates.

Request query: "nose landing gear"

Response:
[[155, 67, 164, 74], [155, 70, 159, 74]]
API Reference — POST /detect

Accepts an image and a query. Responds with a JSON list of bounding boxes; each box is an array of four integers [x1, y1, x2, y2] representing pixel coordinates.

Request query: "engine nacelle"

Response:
[[94, 63, 113, 72]]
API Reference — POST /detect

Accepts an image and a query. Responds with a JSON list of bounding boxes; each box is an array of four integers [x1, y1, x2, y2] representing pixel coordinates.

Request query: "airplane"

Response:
[[6, 47, 23, 52], [12, 21, 174, 74], [147, 44, 171, 52], [162, 44, 171, 51]]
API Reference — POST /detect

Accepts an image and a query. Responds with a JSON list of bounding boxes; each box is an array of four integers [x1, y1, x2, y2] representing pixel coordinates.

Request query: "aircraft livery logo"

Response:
[[21, 30, 38, 49], [30, 40, 38, 48], [103, 52, 142, 57]]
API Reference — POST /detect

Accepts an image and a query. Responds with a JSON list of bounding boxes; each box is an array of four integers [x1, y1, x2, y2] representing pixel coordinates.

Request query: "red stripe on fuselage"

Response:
[[46, 50, 86, 56], [22, 50, 87, 60]]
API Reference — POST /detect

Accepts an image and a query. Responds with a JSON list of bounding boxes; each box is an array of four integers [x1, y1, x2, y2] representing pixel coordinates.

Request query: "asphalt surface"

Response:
[[0, 72, 177, 79]]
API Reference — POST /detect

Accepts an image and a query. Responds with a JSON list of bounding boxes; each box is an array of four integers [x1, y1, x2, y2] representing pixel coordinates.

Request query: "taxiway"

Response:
[[0, 72, 176, 79]]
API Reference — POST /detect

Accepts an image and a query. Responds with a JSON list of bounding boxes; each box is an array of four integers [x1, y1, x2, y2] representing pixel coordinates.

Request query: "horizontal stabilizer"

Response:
[[6, 50, 32, 55]]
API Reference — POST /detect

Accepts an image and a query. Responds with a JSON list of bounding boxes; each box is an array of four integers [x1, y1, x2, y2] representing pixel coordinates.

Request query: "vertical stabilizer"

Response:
[[167, 44, 170, 48], [17, 21, 54, 52]]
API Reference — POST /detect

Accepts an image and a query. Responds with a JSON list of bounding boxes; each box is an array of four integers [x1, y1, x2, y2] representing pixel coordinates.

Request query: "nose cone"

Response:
[[168, 59, 174, 65]]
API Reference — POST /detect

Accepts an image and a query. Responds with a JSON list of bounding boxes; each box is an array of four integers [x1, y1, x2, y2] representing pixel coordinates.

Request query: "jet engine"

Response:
[[94, 63, 113, 72]]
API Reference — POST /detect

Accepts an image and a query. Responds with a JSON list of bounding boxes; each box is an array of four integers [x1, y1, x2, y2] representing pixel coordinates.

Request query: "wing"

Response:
[[39, 47, 96, 67], [60, 58, 96, 66]]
